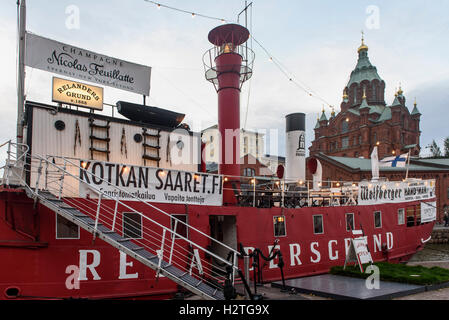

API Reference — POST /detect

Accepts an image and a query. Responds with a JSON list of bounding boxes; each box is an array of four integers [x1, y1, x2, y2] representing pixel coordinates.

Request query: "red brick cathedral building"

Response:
[[309, 37, 421, 159]]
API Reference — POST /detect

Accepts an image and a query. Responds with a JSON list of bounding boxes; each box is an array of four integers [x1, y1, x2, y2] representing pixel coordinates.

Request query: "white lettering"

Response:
[[344, 238, 352, 256], [268, 245, 280, 269], [79, 250, 101, 280], [386, 232, 393, 250], [328, 240, 338, 261], [373, 234, 382, 253], [119, 251, 138, 280], [310, 242, 321, 263], [289, 243, 302, 266]]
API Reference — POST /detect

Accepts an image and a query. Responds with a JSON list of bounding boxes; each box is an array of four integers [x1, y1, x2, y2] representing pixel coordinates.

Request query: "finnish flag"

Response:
[[379, 153, 409, 168]]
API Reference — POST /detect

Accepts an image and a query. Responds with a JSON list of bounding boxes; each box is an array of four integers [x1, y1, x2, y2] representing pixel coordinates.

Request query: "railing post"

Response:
[[58, 158, 67, 200], [34, 159, 43, 196], [168, 219, 178, 265], [232, 251, 238, 286], [93, 193, 103, 240], [157, 229, 166, 278], [244, 255, 250, 299], [111, 194, 119, 232], [5, 140, 11, 186]]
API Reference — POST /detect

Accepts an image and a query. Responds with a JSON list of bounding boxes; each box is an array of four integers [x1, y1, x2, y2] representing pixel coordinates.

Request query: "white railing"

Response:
[[1, 141, 241, 295]]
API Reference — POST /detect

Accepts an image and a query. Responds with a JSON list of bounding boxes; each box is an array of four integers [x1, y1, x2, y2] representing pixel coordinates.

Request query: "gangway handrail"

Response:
[[35, 154, 240, 271]]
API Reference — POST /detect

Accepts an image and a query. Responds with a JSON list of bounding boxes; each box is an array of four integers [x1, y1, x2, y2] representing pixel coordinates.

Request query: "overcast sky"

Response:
[[0, 0, 448, 160]]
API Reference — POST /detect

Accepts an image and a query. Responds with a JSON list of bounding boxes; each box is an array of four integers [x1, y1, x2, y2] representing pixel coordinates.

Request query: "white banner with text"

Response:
[[358, 180, 436, 205], [25, 33, 151, 95], [78, 160, 223, 206]]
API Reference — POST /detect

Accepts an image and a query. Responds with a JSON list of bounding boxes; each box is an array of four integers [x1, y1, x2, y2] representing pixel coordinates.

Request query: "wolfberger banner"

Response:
[[79, 160, 223, 206], [358, 180, 436, 205], [25, 33, 151, 95], [52, 77, 103, 110]]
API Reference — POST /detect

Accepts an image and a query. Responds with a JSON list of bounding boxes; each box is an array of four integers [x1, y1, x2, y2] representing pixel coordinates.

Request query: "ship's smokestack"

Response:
[[203, 24, 254, 205], [285, 113, 306, 183]]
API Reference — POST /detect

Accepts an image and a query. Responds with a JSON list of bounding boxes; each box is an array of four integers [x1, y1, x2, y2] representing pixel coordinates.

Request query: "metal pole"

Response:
[[405, 149, 411, 180], [168, 219, 178, 265], [112, 194, 119, 232], [253, 179, 256, 207], [17, 0, 26, 157], [93, 193, 103, 239]]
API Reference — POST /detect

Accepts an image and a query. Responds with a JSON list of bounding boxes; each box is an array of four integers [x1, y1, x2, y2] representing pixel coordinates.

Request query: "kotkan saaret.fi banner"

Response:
[[25, 33, 151, 96], [78, 160, 223, 206]]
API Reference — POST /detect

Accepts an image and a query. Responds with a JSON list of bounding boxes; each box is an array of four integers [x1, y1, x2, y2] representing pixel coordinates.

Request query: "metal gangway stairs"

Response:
[[1, 141, 244, 300]]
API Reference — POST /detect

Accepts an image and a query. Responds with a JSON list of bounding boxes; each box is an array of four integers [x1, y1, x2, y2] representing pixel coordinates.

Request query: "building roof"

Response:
[[326, 155, 449, 172], [347, 45, 383, 88]]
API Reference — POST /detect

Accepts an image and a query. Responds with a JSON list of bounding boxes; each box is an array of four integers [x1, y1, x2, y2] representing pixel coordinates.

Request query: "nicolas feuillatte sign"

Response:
[[52, 77, 104, 110], [25, 32, 151, 96]]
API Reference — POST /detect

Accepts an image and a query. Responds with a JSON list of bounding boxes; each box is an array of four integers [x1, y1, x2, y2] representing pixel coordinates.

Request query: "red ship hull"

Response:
[[0, 187, 434, 300]]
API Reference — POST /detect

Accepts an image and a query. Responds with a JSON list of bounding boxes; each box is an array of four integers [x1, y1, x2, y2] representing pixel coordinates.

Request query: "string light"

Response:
[[144, 0, 227, 22], [143, 0, 334, 112]]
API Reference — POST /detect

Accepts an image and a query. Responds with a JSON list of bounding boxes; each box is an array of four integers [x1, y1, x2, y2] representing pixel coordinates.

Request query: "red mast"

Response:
[[203, 24, 254, 205]]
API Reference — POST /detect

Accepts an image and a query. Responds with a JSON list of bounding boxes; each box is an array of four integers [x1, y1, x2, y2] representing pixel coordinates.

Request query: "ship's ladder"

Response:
[[1, 142, 244, 300]]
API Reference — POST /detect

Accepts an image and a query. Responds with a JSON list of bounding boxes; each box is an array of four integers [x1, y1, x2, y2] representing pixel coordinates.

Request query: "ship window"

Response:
[[415, 205, 421, 225], [273, 216, 287, 237], [123, 212, 142, 239], [56, 215, 80, 239], [374, 211, 382, 228], [406, 207, 415, 227], [345, 213, 355, 231], [171, 214, 188, 239], [313, 215, 324, 234], [398, 208, 405, 225]]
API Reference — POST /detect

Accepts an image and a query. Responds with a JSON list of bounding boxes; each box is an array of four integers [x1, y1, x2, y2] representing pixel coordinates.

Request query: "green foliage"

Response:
[[330, 262, 449, 285], [444, 137, 449, 157], [428, 140, 442, 157]]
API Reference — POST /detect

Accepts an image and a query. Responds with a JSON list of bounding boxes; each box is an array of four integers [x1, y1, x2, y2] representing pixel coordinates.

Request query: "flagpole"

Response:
[[405, 149, 411, 180], [17, 0, 26, 156]]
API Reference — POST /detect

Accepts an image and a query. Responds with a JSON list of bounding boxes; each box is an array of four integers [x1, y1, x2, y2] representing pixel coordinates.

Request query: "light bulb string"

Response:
[[143, 0, 334, 111]]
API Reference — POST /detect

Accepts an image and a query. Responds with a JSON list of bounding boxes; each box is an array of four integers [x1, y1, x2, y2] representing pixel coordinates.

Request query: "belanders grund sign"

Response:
[[358, 180, 436, 205], [25, 33, 151, 95]]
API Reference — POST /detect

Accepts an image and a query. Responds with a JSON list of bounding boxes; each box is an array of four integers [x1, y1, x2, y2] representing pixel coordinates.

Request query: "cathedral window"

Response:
[[341, 120, 348, 133], [342, 137, 349, 149]]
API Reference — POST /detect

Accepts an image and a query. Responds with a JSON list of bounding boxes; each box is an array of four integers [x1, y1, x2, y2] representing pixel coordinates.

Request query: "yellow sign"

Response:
[[52, 77, 103, 110]]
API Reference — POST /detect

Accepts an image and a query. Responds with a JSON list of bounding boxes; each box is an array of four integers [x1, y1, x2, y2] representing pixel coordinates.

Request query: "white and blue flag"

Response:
[[379, 153, 409, 168]]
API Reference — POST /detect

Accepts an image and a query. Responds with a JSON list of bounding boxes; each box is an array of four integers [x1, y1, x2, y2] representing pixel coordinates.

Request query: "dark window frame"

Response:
[[122, 212, 143, 239], [313, 215, 324, 235], [345, 213, 355, 232], [56, 214, 80, 239], [374, 211, 382, 228], [273, 216, 287, 237]]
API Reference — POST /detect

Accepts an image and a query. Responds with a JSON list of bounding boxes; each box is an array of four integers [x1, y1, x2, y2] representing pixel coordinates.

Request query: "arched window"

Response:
[[372, 83, 377, 101]]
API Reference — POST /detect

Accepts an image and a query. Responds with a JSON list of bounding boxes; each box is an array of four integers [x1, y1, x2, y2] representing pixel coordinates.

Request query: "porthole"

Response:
[[54, 120, 66, 131], [134, 134, 143, 143], [4, 287, 20, 299], [176, 140, 184, 150]]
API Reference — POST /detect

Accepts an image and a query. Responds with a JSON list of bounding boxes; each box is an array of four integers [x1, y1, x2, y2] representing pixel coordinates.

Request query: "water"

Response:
[[409, 244, 449, 262]]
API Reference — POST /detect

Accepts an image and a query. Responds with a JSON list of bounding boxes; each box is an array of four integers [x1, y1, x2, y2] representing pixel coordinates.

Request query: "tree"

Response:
[[444, 137, 449, 157], [428, 140, 442, 157]]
